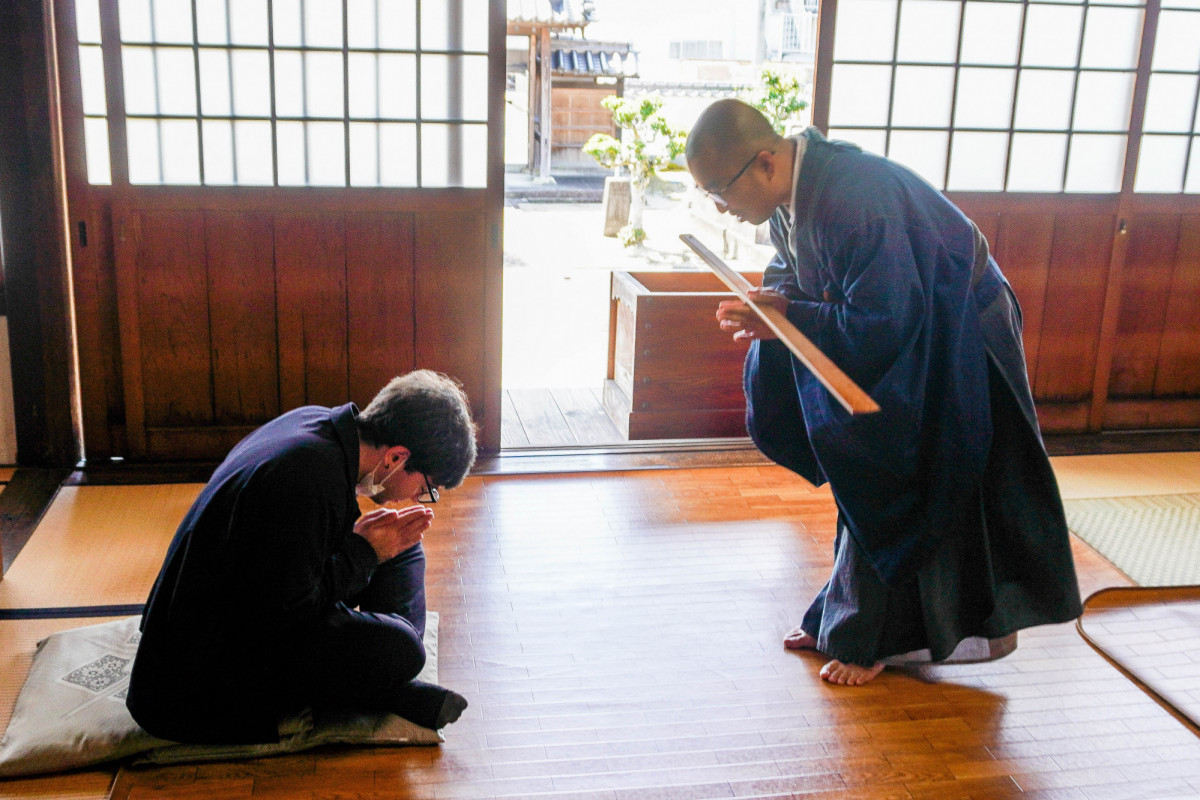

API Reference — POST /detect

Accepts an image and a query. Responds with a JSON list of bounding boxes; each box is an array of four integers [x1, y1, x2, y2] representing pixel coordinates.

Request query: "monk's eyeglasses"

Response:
[[417, 474, 439, 504], [702, 151, 763, 208]]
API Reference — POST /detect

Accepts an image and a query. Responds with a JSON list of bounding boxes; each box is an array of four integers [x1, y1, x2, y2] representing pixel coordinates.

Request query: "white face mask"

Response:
[[355, 456, 399, 500]]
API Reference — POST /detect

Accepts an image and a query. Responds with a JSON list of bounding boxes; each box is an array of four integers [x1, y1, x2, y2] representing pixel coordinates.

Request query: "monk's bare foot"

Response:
[[819, 659, 885, 686], [783, 626, 818, 650]]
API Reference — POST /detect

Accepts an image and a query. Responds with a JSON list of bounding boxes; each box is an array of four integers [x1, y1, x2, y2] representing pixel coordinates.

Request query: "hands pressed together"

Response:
[[715, 286, 789, 342], [353, 505, 434, 562]]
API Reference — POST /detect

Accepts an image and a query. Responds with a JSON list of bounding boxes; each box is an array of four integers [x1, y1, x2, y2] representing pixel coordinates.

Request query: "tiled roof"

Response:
[[550, 40, 638, 77], [507, 0, 594, 27]]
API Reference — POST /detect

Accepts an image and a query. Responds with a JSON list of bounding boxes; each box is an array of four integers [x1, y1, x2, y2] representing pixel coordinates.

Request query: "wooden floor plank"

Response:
[[551, 387, 623, 446], [506, 389, 577, 447], [0, 454, 1176, 800], [500, 391, 530, 449]]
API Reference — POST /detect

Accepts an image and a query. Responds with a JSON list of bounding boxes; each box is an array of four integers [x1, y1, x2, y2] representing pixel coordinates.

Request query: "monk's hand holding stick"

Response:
[[717, 287, 790, 342], [354, 505, 433, 562]]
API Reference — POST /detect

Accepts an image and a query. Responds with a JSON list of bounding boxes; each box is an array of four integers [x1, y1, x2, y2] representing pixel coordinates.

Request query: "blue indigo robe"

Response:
[[745, 128, 1053, 587]]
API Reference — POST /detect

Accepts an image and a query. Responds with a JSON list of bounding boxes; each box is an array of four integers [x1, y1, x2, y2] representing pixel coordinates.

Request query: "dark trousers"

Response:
[[271, 542, 451, 729]]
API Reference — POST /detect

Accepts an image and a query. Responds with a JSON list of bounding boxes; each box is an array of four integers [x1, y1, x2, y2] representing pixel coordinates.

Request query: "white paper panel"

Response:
[[156, 48, 197, 116], [159, 118, 200, 183], [1022, 5, 1083, 67], [76, 0, 103, 44], [897, 0, 960, 64], [126, 117, 161, 183], [947, 131, 1008, 190], [1064, 134, 1126, 192], [961, 2, 1022, 65], [1014, 69, 1074, 130], [891, 67, 954, 128], [79, 46, 108, 116], [954, 68, 1015, 129], [829, 64, 893, 127], [1073, 71, 1136, 132], [1080, 7, 1143, 70], [421, 123, 486, 187], [306, 121, 346, 186], [420, 54, 488, 121], [151, 0, 193, 44], [1143, 73, 1199, 133], [201, 119, 234, 183], [421, 0, 489, 52], [833, 0, 897, 62], [305, 52, 345, 118], [1135, 134, 1187, 192], [1152, 10, 1200, 71], [83, 117, 112, 185], [119, 0, 153, 43], [1007, 132, 1067, 191], [889, 130, 949, 189]]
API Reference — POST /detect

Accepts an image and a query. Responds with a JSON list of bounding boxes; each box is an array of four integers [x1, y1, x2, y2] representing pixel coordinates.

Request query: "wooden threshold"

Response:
[[53, 427, 1200, 485], [477, 438, 771, 475], [1044, 429, 1200, 456]]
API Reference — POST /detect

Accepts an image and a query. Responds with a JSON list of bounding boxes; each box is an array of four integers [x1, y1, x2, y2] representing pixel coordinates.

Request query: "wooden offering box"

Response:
[[605, 269, 763, 440]]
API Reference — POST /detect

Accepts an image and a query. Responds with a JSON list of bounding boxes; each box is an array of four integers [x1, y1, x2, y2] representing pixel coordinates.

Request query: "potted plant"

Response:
[[583, 95, 688, 247]]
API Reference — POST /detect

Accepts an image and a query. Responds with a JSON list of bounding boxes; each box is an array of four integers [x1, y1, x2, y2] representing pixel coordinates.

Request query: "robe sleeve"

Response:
[[780, 215, 932, 481]]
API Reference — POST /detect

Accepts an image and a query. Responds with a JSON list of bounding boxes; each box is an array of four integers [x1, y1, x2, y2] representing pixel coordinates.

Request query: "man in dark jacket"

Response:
[[127, 370, 477, 743], [686, 100, 1082, 686]]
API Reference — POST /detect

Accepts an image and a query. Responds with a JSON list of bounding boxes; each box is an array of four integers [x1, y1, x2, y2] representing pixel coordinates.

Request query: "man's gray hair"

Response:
[[357, 370, 478, 489]]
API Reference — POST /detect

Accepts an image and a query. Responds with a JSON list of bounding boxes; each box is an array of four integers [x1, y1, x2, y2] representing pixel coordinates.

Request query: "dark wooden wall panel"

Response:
[[1033, 215, 1113, 402], [133, 210, 213, 428], [73, 199, 125, 459], [206, 211, 279, 425], [346, 212, 415, 408], [275, 214, 349, 411], [1, 0, 79, 466], [414, 212, 487, 418], [991, 214, 1055, 386], [1110, 214, 1180, 398], [1155, 216, 1200, 398]]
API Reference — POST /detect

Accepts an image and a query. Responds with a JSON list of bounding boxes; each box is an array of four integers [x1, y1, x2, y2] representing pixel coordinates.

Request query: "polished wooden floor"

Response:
[[6, 455, 1200, 799]]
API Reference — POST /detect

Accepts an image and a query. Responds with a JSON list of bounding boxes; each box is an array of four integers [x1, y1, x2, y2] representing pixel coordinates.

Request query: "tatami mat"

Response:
[[1065, 493, 1200, 586], [1051, 451, 1200, 500], [0, 485, 200, 610], [0, 616, 125, 799]]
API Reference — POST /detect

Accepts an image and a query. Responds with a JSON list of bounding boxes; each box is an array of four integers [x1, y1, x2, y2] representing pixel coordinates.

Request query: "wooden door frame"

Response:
[[0, 0, 82, 468], [49, 0, 506, 460]]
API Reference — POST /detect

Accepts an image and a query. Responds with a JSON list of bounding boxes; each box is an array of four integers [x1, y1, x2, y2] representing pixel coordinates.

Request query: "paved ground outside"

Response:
[[501, 170, 774, 390]]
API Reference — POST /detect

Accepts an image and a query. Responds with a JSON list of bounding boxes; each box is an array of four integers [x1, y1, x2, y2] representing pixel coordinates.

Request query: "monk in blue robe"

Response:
[[686, 99, 1083, 685]]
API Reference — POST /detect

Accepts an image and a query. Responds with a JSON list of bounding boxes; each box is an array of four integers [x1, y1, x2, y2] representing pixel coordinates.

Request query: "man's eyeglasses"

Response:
[[702, 151, 762, 208], [417, 474, 439, 504]]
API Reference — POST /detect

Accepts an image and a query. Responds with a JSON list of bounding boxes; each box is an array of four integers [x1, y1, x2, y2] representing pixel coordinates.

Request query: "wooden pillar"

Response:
[[526, 32, 537, 172], [0, 0, 81, 467], [537, 26, 552, 179]]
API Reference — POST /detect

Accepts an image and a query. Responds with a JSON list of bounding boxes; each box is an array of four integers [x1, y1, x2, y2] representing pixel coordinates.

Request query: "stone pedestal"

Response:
[[601, 176, 631, 237]]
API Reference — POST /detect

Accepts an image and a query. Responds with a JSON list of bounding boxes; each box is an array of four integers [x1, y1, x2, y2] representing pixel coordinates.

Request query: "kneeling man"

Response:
[[127, 370, 477, 743]]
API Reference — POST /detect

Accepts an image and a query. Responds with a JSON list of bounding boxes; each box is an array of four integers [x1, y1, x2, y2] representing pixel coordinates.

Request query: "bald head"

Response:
[[686, 99, 782, 175]]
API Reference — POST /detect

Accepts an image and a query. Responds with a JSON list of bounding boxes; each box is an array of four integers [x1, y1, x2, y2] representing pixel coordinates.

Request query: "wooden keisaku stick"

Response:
[[681, 233, 881, 415]]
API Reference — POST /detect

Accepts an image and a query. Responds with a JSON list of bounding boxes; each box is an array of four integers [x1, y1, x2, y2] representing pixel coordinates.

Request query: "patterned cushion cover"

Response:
[[0, 614, 441, 777]]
